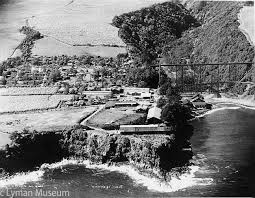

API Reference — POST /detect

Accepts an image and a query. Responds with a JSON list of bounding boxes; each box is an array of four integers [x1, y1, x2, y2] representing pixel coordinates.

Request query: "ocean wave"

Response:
[[78, 160, 213, 192], [195, 106, 241, 118], [0, 170, 44, 188], [215, 102, 255, 110], [0, 158, 213, 192]]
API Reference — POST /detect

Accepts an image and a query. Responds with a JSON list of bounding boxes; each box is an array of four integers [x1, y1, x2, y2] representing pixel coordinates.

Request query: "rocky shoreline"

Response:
[[0, 124, 193, 181]]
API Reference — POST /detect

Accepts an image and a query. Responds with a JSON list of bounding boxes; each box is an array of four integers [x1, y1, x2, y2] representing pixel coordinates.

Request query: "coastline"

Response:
[[206, 94, 255, 109], [238, 5, 255, 47]]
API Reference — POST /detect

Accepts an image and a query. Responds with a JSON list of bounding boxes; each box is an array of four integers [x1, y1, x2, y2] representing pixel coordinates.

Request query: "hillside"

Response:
[[112, 1, 199, 64], [164, 1, 254, 93], [112, 1, 255, 93]]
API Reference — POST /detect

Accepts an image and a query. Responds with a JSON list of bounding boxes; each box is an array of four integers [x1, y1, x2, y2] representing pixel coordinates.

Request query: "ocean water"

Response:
[[1, 104, 255, 197], [0, 0, 167, 61]]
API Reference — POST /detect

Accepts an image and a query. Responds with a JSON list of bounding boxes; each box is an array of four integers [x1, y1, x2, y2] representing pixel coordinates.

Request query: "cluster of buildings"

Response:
[[0, 56, 136, 92], [1, 55, 134, 90]]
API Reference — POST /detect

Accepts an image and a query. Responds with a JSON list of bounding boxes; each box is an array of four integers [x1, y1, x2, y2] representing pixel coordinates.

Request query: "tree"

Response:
[[166, 86, 181, 104], [0, 66, 4, 76], [159, 79, 171, 95], [49, 70, 61, 83], [161, 102, 192, 128], [157, 97, 167, 108], [112, 2, 199, 64]]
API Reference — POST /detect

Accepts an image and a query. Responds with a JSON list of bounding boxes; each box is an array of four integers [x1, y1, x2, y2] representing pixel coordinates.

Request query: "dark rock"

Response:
[[0, 125, 193, 179]]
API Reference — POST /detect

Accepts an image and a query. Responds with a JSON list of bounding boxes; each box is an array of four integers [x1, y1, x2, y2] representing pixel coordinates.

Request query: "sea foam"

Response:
[[0, 170, 44, 188], [0, 158, 213, 192], [195, 106, 241, 118]]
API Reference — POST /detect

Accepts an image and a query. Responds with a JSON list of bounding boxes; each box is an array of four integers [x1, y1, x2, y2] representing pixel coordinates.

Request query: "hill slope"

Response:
[[112, 1, 255, 93], [163, 1, 254, 93]]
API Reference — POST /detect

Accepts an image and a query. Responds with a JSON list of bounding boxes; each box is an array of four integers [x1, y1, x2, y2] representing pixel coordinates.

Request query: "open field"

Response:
[[0, 106, 97, 133], [87, 107, 145, 128], [0, 95, 73, 113], [0, 87, 58, 96]]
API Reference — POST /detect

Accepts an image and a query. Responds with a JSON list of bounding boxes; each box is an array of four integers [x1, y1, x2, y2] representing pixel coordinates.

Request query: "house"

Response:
[[105, 101, 116, 109], [31, 66, 44, 73], [135, 105, 149, 113], [82, 91, 112, 99], [60, 66, 72, 72], [120, 124, 172, 134], [190, 94, 212, 109], [124, 87, 150, 96], [147, 106, 162, 124], [114, 101, 138, 107], [181, 98, 194, 108], [141, 92, 151, 99]]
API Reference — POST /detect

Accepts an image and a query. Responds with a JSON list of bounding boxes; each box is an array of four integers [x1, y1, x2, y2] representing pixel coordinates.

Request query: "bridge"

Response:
[[152, 62, 255, 93]]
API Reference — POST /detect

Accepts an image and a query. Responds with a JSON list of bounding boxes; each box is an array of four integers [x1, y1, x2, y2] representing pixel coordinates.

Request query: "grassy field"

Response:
[[87, 107, 145, 128], [0, 106, 97, 133], [0, 95, 73, 113], [0, 87, 58, 96]]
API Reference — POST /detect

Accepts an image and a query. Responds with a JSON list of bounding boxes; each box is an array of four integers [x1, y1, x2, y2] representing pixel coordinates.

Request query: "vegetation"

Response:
[[18, 26, 44, 61], [158, 77, 193, 129], [162, 1, 255, 93], [112, 1, 199, 65], [112, 1, 254, 93]]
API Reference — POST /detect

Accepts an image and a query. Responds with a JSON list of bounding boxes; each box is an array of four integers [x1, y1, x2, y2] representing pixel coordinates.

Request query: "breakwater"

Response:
[[0, 125, 193, 181]]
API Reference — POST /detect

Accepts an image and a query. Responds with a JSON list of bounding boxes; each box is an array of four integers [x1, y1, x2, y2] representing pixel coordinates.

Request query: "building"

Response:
[[124, 87, 150, 96], [135, 104, 149, 113], [120, 124, 172, 134], [190, 94, 212, 109], [105, 101, 116, 109], [190, 94, 206, 107], [114, 101, 138, 107], [141, 92, 152, 99], [147, 106, 162, 124], [82, 91, 112, 99]]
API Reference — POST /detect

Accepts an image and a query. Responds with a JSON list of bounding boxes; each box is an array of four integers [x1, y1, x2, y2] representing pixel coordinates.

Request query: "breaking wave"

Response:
[[0, 158, 213, 192], [0, 170, 44, 188], [195, 106, 241, 118]]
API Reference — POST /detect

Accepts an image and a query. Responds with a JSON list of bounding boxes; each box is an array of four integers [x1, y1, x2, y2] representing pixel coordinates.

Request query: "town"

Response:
[[0, 53, 212, 134]]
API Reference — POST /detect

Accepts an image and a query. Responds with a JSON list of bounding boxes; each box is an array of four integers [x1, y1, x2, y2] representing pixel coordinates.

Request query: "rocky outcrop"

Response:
[[0, 125, 193, 179], [0, 130, 69, 173]]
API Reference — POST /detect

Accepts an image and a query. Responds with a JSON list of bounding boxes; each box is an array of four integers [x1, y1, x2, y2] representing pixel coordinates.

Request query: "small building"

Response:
[[141, 92, 152, 99], [147, 106, 162, 124], [135, 105, 149, 113], [105, 101, 116, 109], [124, 87, 150, 96], [114, 101, 138, 107], [120, 124, 172, 134], [181, 98, 194, 108], [82, 91, 112, 99], [190, 94, 212, 109]]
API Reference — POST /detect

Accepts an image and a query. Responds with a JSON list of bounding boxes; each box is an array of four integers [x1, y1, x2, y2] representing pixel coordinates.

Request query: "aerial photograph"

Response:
[[0, 0, 254, 197]]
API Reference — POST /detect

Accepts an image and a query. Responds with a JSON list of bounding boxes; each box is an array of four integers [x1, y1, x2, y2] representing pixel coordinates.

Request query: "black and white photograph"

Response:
[[0, 0, 254, 197]]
